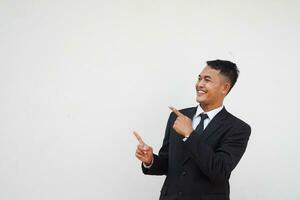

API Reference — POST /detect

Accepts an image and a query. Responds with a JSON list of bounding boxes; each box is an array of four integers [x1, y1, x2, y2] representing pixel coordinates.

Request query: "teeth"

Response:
[[197, 90, 205, 94]]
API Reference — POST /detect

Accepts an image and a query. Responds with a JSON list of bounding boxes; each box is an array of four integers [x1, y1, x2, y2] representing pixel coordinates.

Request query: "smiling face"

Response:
[[196, 65, 231, 112]]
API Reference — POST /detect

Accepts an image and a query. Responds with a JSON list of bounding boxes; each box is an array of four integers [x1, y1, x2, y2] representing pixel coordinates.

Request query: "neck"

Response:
[[200, 102, 223, 112]]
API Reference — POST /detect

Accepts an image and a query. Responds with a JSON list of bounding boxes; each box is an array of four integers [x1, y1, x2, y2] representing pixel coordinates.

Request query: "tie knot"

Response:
[[199, 113, 209, 120]]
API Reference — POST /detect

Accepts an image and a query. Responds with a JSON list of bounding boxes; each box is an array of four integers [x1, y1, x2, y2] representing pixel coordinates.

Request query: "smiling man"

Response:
[[134, 60, 251, 200]]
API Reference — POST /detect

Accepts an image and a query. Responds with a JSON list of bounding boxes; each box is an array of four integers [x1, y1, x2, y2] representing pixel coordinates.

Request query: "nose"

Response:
[[196, 79, 205, 88]]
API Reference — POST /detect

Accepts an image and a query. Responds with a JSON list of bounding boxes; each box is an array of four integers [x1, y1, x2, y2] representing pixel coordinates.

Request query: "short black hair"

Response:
[[206, 59, 239, 93]]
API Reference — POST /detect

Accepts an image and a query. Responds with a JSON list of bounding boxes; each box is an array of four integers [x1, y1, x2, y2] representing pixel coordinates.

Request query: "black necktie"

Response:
[[195, 113, 209, 134]]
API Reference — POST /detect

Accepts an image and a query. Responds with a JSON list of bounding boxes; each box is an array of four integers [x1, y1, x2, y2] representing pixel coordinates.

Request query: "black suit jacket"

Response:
[[142, 106, 251, 200]]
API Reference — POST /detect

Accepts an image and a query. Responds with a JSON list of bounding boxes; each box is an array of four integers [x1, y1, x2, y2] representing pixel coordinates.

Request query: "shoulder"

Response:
[[225, 110, 251, 133]]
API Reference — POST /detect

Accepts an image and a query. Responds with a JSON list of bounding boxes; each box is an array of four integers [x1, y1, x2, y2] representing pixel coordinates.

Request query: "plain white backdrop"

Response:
[[0, 0, 300, 199]]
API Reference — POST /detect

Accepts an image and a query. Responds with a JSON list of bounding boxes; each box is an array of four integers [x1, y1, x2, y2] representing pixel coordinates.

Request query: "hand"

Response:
[[133, 131, 153, 166], [169, 106, 193, 137]]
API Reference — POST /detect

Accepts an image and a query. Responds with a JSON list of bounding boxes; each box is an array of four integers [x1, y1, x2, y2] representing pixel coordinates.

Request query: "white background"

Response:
[[1, 0, 300, 199]]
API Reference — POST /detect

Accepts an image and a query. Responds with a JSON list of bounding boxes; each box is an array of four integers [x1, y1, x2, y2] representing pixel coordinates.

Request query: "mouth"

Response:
[[197, 89, 207, 96]]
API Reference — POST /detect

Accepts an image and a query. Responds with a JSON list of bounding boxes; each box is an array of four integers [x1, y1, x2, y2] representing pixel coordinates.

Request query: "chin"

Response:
[[196, 96, 206, 104]]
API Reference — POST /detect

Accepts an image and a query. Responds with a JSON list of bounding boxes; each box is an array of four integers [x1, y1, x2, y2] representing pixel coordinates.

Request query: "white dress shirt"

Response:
[[191, 105, 224, 133], [143, 105, 224, 168]]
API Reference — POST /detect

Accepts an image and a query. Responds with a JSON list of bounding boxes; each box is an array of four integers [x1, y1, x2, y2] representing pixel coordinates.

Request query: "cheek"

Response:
[[207, 85, 220, 96], [205, 84, 215, 92]]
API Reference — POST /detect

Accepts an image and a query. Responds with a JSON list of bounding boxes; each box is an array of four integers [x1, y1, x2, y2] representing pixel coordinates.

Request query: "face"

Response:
[[195, 66, 230, 111]]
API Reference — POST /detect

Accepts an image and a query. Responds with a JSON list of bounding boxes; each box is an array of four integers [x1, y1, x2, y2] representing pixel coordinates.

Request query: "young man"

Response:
[[134, 60, 251, 200]]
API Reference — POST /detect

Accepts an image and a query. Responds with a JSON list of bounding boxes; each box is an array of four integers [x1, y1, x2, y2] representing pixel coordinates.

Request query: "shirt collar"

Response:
[[195, 104, 224, 120]]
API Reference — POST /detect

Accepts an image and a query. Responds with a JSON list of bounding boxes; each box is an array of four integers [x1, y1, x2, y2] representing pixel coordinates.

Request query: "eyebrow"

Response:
[[198, 74, 212, 79]]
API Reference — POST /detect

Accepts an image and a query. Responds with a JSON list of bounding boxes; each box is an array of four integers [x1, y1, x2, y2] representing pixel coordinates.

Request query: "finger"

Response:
[[136, 148, 144, 155], [169, 106, 184, 117], [142, 144, 150, 150], [136, 151, 144, 157], [138, 144, 149, 151], [135, 152, 144, 160], [136, 151, 147, 160], [133, 131, 145, 145]]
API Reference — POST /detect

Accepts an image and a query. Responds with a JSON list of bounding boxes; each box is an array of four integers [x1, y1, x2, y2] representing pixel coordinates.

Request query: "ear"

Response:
[[222, 82, 231, 95]]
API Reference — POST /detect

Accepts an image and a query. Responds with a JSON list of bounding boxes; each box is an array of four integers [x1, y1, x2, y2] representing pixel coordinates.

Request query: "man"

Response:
[[134, 60, 251, 200]]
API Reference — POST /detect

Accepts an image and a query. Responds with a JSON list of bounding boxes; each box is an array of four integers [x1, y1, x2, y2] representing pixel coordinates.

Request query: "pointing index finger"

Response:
[[133, 131, 145, 145], [169, 106, 183, 117]]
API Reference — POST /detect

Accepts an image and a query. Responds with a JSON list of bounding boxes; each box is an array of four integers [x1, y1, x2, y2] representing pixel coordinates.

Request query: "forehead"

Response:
[[199, 65, 220, 77]]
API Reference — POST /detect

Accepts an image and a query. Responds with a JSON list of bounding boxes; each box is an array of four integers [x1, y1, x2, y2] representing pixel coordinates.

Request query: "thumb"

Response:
[[143, 144, 150, 150]]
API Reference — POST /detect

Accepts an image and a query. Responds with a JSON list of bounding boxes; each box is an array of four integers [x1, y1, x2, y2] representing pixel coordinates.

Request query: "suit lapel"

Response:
[[181, 107, 229, 166], [185, 106, 197, 120], [181, 106, 229, 140], [201, 107, 228, 140]]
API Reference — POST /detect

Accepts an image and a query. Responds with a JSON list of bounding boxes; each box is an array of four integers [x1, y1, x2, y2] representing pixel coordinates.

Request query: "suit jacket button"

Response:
[[182, 171, 187, 176], [178, 191, 183, 196]]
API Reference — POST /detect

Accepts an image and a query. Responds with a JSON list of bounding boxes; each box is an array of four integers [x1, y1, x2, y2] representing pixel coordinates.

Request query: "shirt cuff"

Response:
[[182, 136, 189, 142], [143, 158, 154, 168]]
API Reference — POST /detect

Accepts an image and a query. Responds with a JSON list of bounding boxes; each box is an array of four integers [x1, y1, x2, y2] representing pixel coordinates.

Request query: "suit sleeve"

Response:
[[183, 120, 251, 183], [141, 113, 174, 175]]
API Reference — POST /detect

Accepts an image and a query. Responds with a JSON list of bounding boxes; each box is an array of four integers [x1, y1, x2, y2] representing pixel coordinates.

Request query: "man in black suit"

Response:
[[134, 60, 251, 200]]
